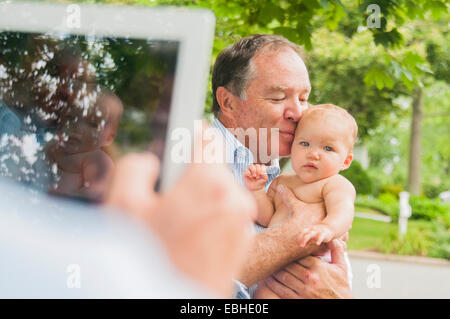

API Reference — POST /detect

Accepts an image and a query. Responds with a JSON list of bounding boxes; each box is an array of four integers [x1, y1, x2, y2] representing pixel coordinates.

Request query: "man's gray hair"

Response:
[[211, 34, 304, 117]]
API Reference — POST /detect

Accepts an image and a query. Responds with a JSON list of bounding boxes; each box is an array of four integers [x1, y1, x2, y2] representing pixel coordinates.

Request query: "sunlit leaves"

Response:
[[364, 66, 395, 89]]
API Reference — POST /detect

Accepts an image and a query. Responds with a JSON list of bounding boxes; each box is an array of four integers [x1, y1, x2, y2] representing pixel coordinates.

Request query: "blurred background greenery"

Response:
[[50, 0, 449, 258]]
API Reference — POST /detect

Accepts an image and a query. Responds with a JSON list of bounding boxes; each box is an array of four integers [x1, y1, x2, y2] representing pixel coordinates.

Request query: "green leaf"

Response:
[[320, 0, 329, 10], [325, 2, 346, 30], [364, 66, 395, 90], [257, 2, 285, 25], [390, 61, 403, 79], [375, 75, 384, 90], [384, 73, 395, 89], [404, 52, 424, 69], [373, 28, 404, 48], [273, 26, 300, 43], [425, 1, 447, 20], [416, 64, 434, 74]]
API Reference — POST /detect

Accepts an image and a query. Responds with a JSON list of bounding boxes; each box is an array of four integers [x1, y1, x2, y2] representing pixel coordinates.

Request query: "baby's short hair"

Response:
[[95, 89, 123, 131], [301, 103, 358, 151]]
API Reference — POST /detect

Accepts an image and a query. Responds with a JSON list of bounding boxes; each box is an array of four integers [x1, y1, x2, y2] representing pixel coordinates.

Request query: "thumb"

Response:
[[329, 239, 347, 269], [277, 184, 298, 212], [115, 153, 160, 191], [105, 153, 160, 215]]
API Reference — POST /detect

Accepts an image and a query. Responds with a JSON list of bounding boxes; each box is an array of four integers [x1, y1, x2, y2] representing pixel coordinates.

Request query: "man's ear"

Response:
[[216, 86, 238, 118], [341, 153, 353, 171]]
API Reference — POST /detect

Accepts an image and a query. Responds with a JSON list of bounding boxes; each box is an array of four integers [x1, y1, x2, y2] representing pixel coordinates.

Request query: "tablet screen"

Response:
[[0, 31, 179, 201]]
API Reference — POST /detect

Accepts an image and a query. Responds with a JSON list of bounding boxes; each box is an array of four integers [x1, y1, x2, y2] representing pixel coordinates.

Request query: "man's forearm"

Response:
[[237, 203, 325, 287]]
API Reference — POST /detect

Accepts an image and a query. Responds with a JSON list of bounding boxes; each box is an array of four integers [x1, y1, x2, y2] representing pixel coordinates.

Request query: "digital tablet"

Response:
[[0, 1, 215, 201]]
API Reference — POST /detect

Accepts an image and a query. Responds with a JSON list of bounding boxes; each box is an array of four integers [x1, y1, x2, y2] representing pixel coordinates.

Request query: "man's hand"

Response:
[[105, 153, 257, 297], [152, 162, 257, 297], [276, 184, 325, 223], [238, 184, 326, 287], [263, 239, 352, 299]]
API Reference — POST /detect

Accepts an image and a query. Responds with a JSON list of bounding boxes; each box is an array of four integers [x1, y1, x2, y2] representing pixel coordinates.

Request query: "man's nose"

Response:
[[285, 98, 307, 122]]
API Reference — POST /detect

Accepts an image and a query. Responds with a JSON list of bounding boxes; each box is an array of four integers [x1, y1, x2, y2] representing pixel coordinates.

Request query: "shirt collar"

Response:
[[212, 117, 281, 175], [212, 117, 254, 164]]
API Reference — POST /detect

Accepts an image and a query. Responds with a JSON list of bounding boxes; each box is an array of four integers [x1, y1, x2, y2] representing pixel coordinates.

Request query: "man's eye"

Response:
[[300, 141, 309, 146], [324, 146, 333, 151], [270, 98, 285, 102]]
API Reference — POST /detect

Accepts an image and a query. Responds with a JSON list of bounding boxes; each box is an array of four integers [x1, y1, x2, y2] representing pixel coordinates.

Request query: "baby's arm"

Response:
[[243, 164, 275, 227], [298, 175, 355, 247]]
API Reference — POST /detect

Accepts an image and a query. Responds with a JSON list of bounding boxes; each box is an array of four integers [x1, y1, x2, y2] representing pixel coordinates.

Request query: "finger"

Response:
[[105, 153, 160, 214], [329, 239, 347, 269], [342, 232, 349, 242], [271, 269, 306, 297], [297, 256, 320, 269], [258, 165, 267, 177], [249, 165, 257, 177], [282, 263, 307, 285], [264, 276, 300, 299], [261, 164, 267, 174], [298, 231, 313, 248], [302, 230, 319, 248], [297, 229, 308, 247], [256, 165, 262, 176], [112, 153, 159, 194], [315, 232, 326, 246]]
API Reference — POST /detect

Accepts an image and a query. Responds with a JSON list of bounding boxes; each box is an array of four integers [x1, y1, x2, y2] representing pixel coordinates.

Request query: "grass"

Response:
[[354, 205, 386, 215], [348, 216, 434, 252]]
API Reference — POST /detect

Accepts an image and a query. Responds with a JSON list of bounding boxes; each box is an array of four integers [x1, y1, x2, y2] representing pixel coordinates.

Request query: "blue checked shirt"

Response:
[[212, 118, 280, 299], [212, 118, 280, 190]]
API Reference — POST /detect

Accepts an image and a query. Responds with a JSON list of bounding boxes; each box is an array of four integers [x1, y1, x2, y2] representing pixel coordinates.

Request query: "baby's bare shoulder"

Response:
[[323, 174, 356, 195], [84, 150, 113, 166]]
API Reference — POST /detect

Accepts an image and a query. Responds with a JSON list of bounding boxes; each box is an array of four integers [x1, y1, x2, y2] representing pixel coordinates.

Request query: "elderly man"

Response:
[[211, 34, 352, 299]]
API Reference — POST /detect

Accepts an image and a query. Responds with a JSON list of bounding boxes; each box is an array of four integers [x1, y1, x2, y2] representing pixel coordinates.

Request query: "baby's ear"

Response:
[[340, 153, 353, 171], [103, 132, 116, 146]]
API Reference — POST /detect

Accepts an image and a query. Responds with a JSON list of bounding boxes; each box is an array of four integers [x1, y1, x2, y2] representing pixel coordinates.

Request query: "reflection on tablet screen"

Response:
[[0, 32, 178, 202]]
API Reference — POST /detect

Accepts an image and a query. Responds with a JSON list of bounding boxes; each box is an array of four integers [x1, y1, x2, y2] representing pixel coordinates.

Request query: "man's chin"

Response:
[[277, 145, 292, 158]]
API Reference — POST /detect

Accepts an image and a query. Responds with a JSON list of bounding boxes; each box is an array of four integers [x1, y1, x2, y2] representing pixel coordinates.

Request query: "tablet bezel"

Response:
[[0, 1, 215, 190]]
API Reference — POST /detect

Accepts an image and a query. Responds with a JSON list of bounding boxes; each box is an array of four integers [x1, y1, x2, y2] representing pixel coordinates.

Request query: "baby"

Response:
[[243, 104, 357, 299], [48, 90, 123, 202]]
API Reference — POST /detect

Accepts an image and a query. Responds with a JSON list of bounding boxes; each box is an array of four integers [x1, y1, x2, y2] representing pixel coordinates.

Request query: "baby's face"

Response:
[[58, 107, 111, 154], [291, 112, 353, 183]]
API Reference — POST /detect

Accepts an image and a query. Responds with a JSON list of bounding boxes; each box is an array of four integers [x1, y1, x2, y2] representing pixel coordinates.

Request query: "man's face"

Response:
[[230, 47, 311, 161]]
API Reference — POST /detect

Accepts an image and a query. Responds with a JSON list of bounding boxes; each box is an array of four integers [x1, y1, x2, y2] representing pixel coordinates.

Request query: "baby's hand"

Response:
[[297, 224, 334, 247], [243, 164, 268, 191]]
